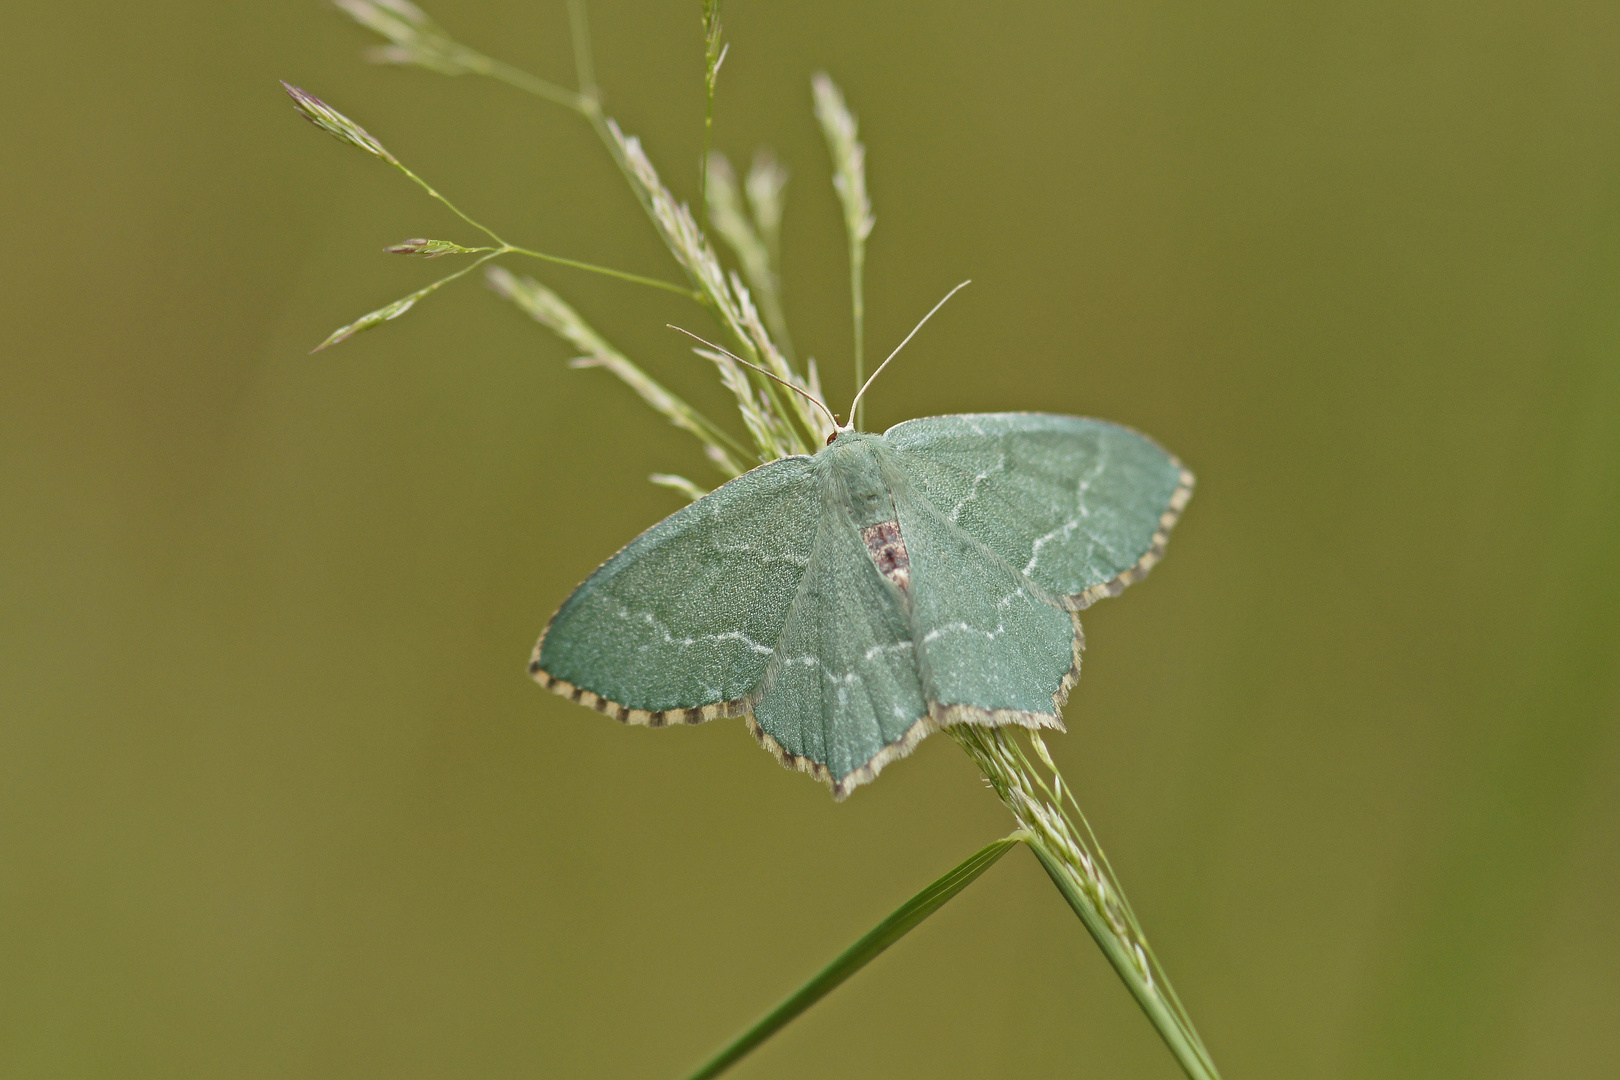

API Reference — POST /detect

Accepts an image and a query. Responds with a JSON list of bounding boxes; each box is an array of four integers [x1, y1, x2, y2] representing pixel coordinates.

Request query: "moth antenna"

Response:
[[847, 279, 971, 425], [666, 325, 841, 433]]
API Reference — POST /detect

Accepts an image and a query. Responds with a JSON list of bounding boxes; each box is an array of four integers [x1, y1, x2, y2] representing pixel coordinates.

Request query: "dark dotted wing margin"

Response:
[[883, 413, 1193, 609], [531, 456, 821, 723]]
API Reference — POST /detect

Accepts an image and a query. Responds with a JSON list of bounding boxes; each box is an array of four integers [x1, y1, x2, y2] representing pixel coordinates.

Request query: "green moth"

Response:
[[531, 412, 1192, 798]]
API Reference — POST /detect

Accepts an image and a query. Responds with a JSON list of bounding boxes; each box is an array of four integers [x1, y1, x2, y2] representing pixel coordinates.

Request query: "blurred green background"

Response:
[[4, 1, 1618, 1077]]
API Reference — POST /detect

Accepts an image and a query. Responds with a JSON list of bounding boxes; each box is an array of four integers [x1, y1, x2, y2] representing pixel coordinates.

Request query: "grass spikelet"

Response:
[[727, 273, 830, 441], [811, 74, 874, 245], [745, 150, 788, 266], [384, 238, 488, 258], [702, 0, 728, 92], [313, 252, 498, 352], [313, 294, 418, 352], [688, 344, 794, 462], [281, 82, 396, 163], [611, 124, 737, 321], [335, 0, 582, 107], [704, 154, 770, 308], [707, 152, 794, 361], [699, 0, 728, 222], [648, 473, 709, 502], [608, 122, 812, 454], [811, 73, 875, 427], [487, 266, 745, 475], [950, 725, 1221, 1080]]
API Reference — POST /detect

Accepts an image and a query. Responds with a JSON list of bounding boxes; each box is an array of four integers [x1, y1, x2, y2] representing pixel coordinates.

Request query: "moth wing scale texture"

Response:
[[882, 413, 1193, 608], [750, 465, 928, 793], [532, 455, 819, 721], [878, 448, 1079, 728]]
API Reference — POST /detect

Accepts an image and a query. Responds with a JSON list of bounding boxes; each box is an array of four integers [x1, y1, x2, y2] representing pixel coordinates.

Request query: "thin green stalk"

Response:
[[849, 245, 866, 429], [1036, 734, 1205, 1033], [382, 160, 697, 299], [698, 1, 725, 234], [563, 3, 706, 300], [467, 55, 584, 109], [951, 726, 1221, 1080], [680, 835, 1023, 1080], [1026, 842, 1218, 1080], [505, 246, 699, 298], [388, 160, 506, 245], [566, 0, 598, 109]]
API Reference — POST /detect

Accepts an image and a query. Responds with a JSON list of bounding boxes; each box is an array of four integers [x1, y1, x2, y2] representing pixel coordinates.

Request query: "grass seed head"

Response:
[[282, 82, 396, 164]]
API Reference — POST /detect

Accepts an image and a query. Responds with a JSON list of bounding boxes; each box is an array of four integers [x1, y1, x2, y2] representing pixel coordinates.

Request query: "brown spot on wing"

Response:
[[860, 519, 911, 594]]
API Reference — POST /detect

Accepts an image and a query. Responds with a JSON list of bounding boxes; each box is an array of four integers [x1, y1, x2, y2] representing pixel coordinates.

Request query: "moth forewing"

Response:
[[533, 415, 1192, 798]]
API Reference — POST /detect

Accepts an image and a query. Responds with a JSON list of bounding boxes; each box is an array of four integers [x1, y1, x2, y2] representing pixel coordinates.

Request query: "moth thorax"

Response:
[[830, 441, 891, 525], [829, 439, 913, 595]]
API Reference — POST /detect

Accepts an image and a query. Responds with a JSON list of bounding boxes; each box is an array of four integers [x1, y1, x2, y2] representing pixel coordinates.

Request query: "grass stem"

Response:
[[504, 246, 699, 298], [950, 726, 1221, 1080]]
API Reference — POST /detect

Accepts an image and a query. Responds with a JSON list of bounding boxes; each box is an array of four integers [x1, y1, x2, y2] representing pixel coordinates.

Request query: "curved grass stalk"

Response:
[[951, 725, 1221, 1080]]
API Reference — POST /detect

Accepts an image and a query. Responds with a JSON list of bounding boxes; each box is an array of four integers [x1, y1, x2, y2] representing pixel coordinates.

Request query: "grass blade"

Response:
[[680, 835, 1021, 1080]]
